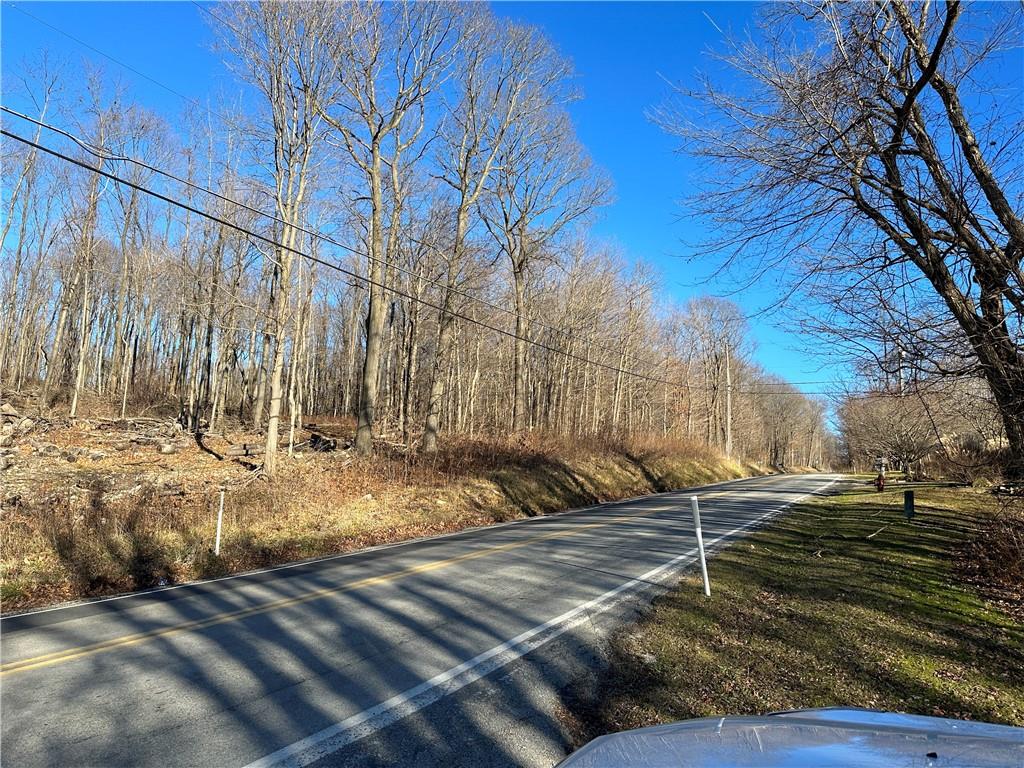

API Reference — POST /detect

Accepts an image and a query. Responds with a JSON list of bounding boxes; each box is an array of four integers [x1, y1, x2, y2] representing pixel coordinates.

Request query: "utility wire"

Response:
[[7, 3, 213, 115], [5, 107, 843, 391], [187, 0, 677, 373], [5, 6, 843, 389], [2, 106, 683, 378], [4, 0, 827, 385], [1, 126, 685, 389], [4, 4, 671, 374], [3, 125, 864, 397]]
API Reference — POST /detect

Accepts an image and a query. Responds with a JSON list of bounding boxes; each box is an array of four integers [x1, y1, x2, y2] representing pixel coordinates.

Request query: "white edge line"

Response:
[[1, 472, 805, 621], [242, 475, 839, 768]]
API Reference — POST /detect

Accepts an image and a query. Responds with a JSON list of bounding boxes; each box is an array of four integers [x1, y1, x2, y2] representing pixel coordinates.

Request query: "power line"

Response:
[[1, 126, 681, 388], [187, 0, 680, 372], [7, 2, 213, 115], [6, 107, 847, 392], [6, 4, 673, 374], [4, 7, 850, 391], [3, 125, 862, 397], [2, 106, 679, 377]]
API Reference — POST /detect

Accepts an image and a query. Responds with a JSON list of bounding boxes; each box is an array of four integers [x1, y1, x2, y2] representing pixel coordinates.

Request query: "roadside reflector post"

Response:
[[690, 496, 711, 597], [215, 487, 225, 556], [904, 489, 915, 520]]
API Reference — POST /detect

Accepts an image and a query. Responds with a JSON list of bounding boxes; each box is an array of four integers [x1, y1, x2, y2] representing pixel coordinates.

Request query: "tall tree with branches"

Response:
[[318, 0, 459, 455], [481, 108, 609, 432], [218, 0, 338, 477], [422, 16, 577, 450], [660, 1, 1024, 477]]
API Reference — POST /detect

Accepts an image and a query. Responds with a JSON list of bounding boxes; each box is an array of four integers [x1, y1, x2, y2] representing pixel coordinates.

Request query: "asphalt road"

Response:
[[1, 472, 840, 768]]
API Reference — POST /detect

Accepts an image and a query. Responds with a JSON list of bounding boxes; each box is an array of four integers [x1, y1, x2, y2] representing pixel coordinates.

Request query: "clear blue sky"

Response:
[[0, 0, 850, 393]]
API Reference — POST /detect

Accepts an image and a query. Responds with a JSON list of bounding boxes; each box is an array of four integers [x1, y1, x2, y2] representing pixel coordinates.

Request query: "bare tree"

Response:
[[318, 0, 459, 455], [0, 56, 61, 393], [218, 0, 338, 476], [64, 74, 117, 418], [481, 108, 610, 431], [421, 16, 576, 450], [684, 297, 748, 453], [840, 393, 941, 477], [0, 5, 837, 480], [658, 1, 1024, 478]]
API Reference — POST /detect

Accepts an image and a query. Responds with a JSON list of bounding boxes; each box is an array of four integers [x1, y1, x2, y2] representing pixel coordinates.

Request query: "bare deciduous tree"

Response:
[[319, 0, 459, 455], [658, 0, 1024, 477], [421, 16, 579, 450], [0, 3, 835, 478], [481, 108, 610, 431], [219, 0, 338, 476]]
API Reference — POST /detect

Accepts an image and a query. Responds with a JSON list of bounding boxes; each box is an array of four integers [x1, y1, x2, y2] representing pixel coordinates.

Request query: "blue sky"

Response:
[[1, 1, 850, 392]]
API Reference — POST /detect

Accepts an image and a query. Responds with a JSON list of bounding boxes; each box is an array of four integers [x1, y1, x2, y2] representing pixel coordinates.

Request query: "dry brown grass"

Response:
[[0, 424, 764, 611]]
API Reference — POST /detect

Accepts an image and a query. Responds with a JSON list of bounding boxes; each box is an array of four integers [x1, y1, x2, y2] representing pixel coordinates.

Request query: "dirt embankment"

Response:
[[0, 406, 767, 612]]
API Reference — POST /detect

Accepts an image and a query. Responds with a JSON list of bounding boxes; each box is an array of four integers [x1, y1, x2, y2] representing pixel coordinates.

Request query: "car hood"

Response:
[[558, 708, 1024, 767]]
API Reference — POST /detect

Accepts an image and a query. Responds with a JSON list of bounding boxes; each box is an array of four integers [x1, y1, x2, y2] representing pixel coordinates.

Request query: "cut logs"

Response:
[[225, 443, 262, 458]]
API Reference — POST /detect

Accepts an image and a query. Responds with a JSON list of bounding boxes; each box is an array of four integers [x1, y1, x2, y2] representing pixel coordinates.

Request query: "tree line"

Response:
[[0, 1, 831, 475]]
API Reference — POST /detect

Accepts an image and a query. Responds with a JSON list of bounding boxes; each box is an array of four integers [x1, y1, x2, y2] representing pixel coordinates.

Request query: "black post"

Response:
[[904, 490, 915, 520]]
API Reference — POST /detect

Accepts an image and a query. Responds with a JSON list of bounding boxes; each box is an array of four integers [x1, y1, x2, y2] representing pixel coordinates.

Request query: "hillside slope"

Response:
[[1, 412, 769, 611]]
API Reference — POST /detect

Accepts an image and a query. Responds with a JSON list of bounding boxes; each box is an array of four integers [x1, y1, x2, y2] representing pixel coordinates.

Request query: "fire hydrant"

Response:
[[875, 472, 886, 492]]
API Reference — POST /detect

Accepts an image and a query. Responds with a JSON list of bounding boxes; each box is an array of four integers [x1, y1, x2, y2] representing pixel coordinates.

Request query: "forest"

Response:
[[0, 2, 831, 476]]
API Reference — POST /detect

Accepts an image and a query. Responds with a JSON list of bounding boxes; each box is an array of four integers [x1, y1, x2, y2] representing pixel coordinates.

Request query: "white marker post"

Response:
[[690, 496, 711, 597], [215, 487, 225, 556]]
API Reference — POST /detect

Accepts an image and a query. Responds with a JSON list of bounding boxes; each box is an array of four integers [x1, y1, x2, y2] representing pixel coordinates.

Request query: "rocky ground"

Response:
[[0, 401, 269, 510]]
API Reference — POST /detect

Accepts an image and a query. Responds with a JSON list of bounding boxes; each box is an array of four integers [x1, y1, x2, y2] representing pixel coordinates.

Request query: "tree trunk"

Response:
[[422, 307, 455, 453], [355, 148, 387, 455], [511, 263, 528, 433], [263, 218, 300, 476]]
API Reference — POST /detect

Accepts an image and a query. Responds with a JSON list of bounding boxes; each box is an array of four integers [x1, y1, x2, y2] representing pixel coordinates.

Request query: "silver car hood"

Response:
[[558, 708, 1024, 767]]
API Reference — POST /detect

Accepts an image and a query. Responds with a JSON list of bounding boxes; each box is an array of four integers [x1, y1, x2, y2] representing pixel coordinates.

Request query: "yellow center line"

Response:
[[1, 490, 740, 677]]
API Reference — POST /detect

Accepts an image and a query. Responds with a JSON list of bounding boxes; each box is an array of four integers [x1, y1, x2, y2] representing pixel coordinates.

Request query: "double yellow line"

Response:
[[3, 492, 729, 677]]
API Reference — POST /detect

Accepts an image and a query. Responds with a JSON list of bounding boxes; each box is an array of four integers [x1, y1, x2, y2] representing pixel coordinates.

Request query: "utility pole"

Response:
[[724, 339, 733, 458]]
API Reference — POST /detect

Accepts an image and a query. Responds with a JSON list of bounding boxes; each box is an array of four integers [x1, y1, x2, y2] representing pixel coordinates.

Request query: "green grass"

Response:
[[572, 482, 1024, 739]]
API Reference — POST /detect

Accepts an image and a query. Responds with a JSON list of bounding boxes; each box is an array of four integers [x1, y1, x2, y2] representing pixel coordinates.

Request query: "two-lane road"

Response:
[[1, 473, 840, 767]]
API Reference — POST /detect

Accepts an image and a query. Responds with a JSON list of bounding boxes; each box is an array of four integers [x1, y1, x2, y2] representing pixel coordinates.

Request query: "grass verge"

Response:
[[565, 482, 1024, 740]]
